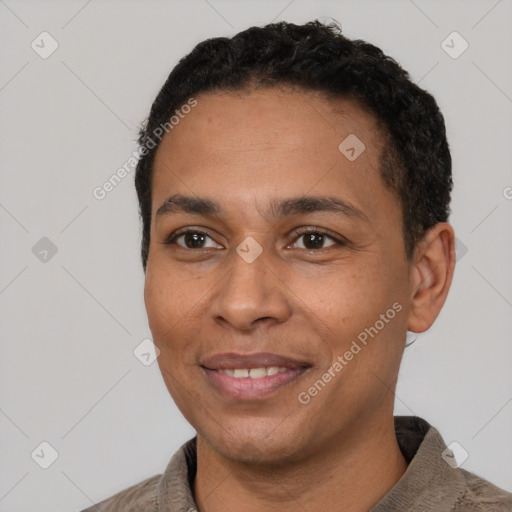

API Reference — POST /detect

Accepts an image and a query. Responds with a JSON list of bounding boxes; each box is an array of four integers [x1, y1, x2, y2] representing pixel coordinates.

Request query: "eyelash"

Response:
[[164, 227, 347, 251]]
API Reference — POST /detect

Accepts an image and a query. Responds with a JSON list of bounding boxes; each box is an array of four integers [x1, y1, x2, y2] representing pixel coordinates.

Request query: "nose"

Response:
[[209, 247, 292, 332]]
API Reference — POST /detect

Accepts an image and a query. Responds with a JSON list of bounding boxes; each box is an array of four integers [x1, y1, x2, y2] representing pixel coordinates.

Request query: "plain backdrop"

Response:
[[1, 1, 511, 510]]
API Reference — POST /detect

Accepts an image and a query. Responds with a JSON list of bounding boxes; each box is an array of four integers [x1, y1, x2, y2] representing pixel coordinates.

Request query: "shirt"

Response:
[[80, 416, 512, 511]]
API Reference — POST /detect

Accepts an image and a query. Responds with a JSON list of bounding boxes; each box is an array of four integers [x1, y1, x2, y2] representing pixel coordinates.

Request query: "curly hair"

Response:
[[135, 19, 452, 269]]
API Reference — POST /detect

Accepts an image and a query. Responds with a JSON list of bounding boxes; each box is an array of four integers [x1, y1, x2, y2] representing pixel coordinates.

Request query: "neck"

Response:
[[193, 415, 408, 512]]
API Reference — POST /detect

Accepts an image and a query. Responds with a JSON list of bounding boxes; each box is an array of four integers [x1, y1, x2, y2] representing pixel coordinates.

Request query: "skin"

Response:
[[144, 87, 456, 511]]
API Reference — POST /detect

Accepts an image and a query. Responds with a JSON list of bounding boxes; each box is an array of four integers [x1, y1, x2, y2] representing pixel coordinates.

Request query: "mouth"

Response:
[[200, 352, 312, 400]]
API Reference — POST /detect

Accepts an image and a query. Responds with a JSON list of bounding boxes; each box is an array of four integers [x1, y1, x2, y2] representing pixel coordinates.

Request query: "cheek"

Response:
[[303, 266, 378, 316], [301, 263, 405, 349], [144, 265, 192, 346], [144, 261, 210, 380]]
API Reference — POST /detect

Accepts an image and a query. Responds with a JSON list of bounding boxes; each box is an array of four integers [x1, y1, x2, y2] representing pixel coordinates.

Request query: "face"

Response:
[[144, 87, 414, 464]]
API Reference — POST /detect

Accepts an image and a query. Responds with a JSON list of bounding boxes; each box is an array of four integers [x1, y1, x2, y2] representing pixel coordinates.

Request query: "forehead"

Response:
[[151, 87, 396, 225], [158, 87, 383, 155]]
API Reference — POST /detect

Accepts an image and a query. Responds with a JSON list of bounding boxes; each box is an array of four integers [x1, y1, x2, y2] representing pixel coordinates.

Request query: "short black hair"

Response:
[[135, 19, 452, 270]]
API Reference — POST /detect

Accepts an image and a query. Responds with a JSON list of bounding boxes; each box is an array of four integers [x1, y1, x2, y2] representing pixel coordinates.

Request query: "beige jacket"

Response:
[[81, 416, 512, 511]]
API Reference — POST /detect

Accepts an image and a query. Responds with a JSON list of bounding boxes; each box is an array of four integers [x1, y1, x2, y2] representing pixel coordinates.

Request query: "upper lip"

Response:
[[201, 352, 311, 370]]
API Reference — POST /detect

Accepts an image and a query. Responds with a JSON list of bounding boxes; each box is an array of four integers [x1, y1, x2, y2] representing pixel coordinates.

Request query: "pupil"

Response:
[[305, 233, 323, 249], [185, 233, 205, 248]]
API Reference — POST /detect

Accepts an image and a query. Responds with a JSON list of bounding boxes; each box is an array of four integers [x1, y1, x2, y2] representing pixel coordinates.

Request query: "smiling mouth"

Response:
[[200, 352, 312, 400], [202, 366, 310, 400], [217, 366, 292, 378]]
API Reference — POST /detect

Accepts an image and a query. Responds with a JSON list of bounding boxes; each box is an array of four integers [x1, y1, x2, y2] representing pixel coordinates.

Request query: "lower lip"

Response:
[[203, 367, 309, 400]]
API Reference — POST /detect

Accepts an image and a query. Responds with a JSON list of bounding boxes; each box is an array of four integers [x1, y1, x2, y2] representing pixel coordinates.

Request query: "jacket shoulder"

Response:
[[454, 469, 512, 511], [80, 474, 161, 512]]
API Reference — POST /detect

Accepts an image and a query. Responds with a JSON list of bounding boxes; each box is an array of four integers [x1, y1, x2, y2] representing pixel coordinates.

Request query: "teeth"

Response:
[[249, 367, 266, 378], [218, 366, 289, 379]]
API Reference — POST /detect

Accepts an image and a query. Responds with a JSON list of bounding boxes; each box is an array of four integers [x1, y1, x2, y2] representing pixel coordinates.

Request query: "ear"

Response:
[[407, 223, 456, 333]]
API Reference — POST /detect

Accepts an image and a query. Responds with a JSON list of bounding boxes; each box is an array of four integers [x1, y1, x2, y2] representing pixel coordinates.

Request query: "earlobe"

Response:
[[407, 223, 456, 333]]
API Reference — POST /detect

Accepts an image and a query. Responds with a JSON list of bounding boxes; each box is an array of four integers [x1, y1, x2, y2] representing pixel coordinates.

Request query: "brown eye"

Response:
[[166, 230, 222, 250], [290, 228, 345, 250]]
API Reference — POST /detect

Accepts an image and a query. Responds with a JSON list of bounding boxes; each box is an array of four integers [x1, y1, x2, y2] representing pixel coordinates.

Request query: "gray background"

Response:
[[1, 0, 511, 510]]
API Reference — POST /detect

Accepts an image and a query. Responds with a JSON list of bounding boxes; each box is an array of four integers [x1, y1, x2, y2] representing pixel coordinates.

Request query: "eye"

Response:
[[165, 229, 222, 250], [164, 227, 347, 251], [289, 228, 346, 251]]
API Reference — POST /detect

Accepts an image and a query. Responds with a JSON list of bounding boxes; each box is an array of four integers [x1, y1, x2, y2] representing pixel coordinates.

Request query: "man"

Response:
[[83, 20, 512, 511]]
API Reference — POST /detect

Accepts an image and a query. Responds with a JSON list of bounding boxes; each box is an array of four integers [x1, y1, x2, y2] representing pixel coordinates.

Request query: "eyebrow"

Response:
[[156, 194, 368, 222]]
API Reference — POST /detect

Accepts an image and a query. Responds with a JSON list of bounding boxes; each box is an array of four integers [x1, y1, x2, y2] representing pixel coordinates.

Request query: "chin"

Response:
[[199, 418, 311, 467]]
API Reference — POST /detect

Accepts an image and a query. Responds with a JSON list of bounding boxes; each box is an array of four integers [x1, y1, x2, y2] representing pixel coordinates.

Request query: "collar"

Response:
[[370, 416, 466, 511]]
